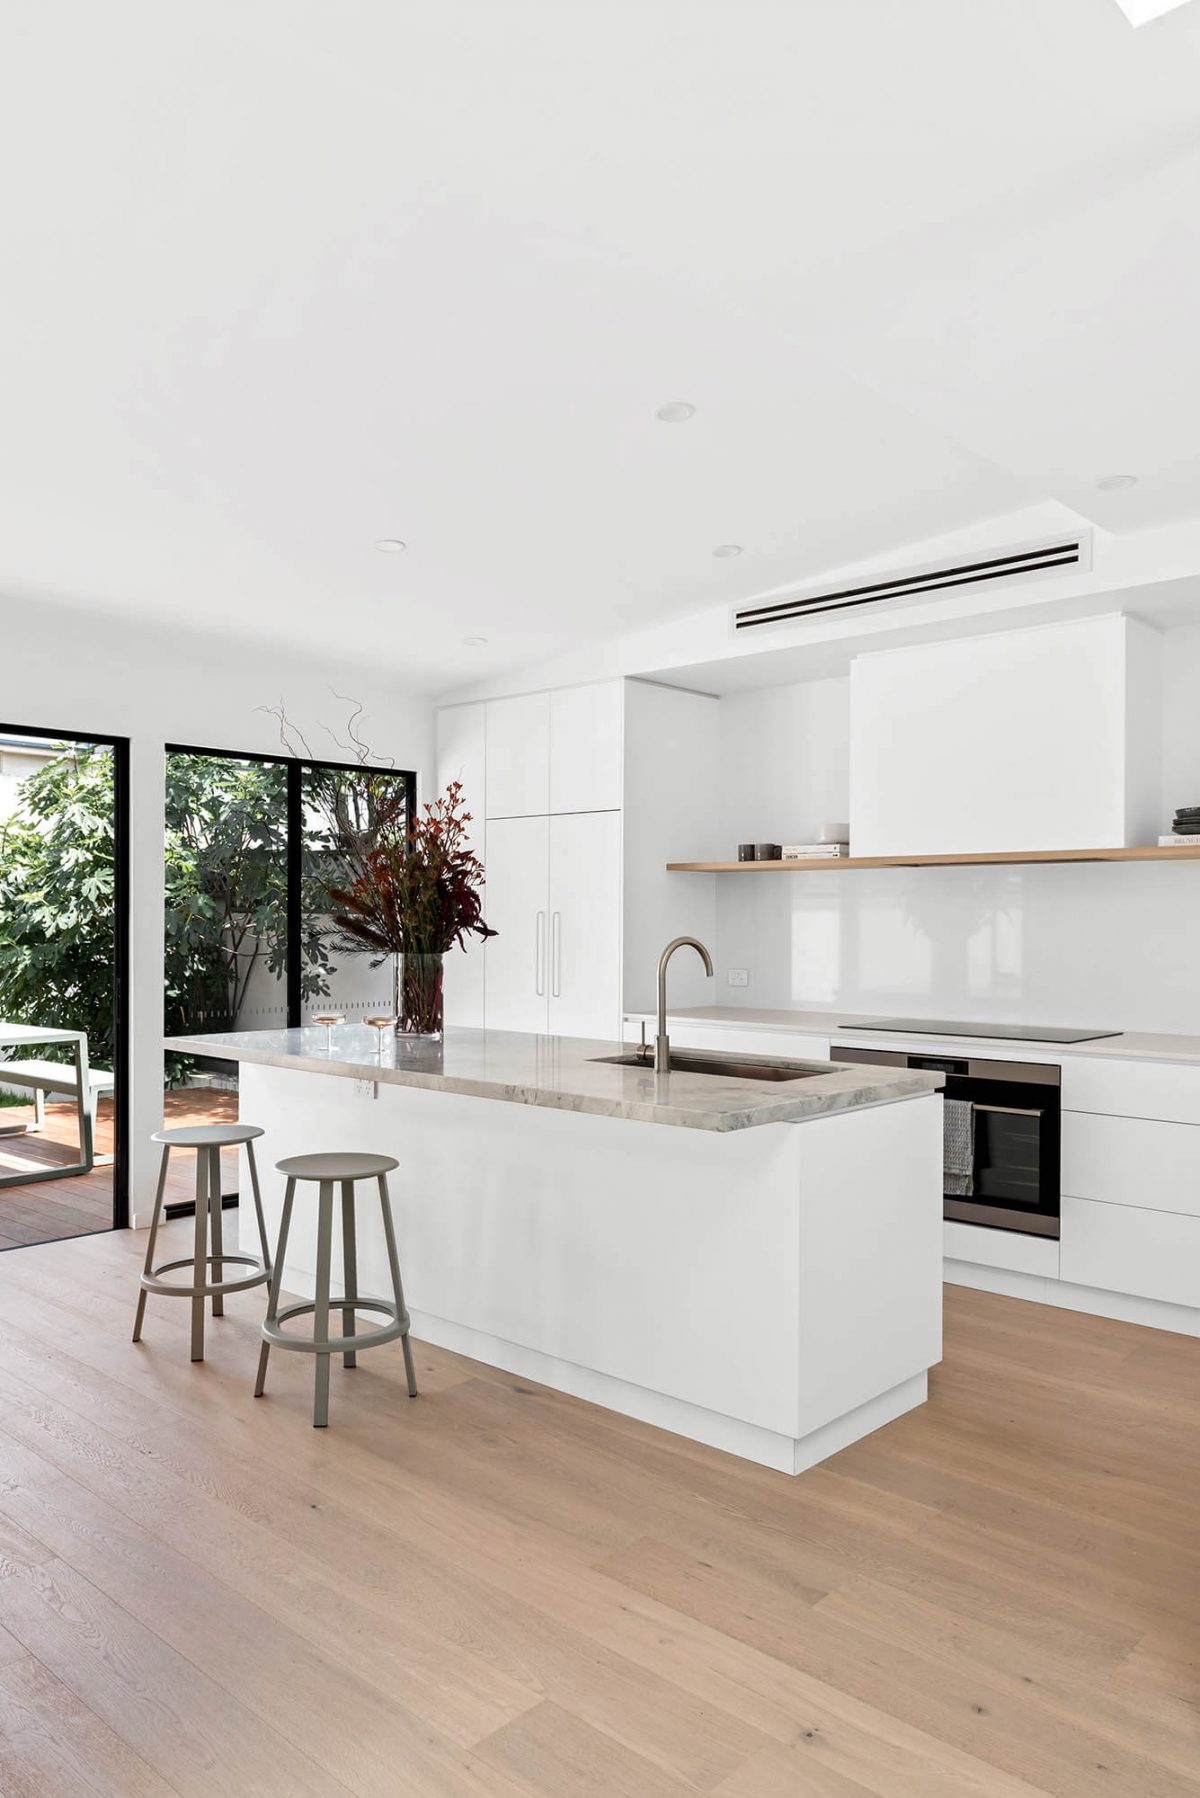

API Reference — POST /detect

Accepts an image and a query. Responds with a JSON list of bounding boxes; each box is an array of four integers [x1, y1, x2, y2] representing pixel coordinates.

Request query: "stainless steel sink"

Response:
[[591, 1050, 824, 1083]]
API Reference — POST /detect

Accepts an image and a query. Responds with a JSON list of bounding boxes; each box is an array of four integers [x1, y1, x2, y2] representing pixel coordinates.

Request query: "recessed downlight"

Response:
[[462, 635, 488, 648], [713, 543, 742, 558], [375, 538, 407, 552], [654, 400, 695, 423], [1096, 474, 1137, 492]]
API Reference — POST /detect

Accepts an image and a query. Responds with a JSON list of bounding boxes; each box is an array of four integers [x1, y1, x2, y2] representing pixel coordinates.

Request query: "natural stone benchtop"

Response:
[[166, 1026, 943, 1134]]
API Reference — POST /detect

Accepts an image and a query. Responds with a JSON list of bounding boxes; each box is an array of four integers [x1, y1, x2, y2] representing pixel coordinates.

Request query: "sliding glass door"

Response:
[[163, 748, 415, 1209], [0, 725, 128, 1245]]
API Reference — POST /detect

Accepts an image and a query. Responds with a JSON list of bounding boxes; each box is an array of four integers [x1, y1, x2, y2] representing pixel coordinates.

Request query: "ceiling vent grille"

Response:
[[732, 533, 1091, 634]]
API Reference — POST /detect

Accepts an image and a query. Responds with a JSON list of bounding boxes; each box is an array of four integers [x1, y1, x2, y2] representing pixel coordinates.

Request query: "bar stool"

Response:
[[254, 1152, 418, 1428], [132, 1125, 272, 1362]]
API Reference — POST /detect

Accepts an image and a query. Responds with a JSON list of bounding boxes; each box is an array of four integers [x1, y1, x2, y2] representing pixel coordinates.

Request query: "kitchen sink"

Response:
[[591, 1050, 824, 1083]]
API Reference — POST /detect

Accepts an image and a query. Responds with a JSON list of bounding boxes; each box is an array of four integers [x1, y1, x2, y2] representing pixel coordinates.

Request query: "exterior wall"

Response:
[[1, 591, 434, 1222]]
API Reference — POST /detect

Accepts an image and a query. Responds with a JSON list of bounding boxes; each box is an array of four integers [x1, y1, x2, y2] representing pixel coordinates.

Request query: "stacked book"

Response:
[[782, 842, 851, 860], [1159, 806, 1200, 846]]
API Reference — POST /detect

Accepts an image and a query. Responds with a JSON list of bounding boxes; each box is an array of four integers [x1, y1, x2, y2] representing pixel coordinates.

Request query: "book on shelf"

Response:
[[782, 843, 851, 859], [1158, 834, 1200, 846]]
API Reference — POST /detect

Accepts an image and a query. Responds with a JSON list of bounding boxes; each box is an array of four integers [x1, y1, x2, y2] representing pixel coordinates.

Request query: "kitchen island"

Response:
[[167, 1026, 944, 1473]]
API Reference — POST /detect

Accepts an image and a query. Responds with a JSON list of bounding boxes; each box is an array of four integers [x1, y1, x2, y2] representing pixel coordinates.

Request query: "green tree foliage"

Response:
[[163, 753, 330, 1039], [0, 745, 337, 1077], [0, 743, 118, 1063]]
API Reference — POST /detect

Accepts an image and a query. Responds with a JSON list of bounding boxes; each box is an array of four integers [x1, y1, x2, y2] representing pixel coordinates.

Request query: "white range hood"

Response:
[[848, 614, 1162, 858]]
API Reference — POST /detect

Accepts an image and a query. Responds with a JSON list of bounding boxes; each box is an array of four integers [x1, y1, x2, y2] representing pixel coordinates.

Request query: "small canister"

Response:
[[737, 843, 755, 861]]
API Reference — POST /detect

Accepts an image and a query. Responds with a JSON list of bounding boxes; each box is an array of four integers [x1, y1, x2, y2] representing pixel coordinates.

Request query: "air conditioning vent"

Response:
[[732, 533, 1092, 634]]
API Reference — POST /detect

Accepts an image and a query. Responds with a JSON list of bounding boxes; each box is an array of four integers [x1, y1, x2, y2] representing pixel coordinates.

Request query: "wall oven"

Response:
[[831, 1045, 1061, 1239]]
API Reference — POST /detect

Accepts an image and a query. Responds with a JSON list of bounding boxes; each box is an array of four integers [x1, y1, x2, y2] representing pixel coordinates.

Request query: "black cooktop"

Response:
[[850, 1017, 1121, 1044]]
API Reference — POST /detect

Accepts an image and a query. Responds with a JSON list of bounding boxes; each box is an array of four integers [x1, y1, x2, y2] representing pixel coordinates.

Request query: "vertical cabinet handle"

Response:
[[535, 910, 546, 995], [551, 911, 562, 998]]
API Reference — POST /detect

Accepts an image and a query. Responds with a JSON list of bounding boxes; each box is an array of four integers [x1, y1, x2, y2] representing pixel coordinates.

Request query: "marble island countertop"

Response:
[[166, 1026, 943, 1133]]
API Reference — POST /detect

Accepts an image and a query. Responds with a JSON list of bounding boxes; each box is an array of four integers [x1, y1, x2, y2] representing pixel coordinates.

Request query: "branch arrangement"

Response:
[[327, 781, 495, 957]]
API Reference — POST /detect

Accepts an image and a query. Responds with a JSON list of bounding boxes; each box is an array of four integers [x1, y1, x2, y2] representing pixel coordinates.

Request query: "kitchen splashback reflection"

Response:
[[717, 862, 1200, 1034]]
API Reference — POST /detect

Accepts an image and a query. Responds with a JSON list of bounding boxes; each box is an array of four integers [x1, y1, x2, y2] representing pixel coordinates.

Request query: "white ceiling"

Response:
[[2, 0, 1200, 691]]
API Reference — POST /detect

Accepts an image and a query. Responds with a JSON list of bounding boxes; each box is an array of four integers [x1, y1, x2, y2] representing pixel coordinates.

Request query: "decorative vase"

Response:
[[391, 951, 445, 1040]]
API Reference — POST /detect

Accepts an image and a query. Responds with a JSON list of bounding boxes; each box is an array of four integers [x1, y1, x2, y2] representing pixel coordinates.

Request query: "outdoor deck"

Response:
[[0, 1088, 239, 1250]]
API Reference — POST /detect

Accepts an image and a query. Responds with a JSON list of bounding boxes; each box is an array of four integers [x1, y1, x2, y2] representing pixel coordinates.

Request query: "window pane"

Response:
[[300, 766, 413, 1026], [163, 753, 289, 1191]]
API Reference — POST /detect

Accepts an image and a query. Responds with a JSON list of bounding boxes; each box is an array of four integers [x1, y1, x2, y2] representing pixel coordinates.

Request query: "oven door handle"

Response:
[[970, 1102, 1042, 1118]]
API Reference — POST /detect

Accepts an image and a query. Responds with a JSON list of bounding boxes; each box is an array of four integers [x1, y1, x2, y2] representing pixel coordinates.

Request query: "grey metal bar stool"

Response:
[[133, 1124, 272, 1362], [254, 1151, 418, 1428]]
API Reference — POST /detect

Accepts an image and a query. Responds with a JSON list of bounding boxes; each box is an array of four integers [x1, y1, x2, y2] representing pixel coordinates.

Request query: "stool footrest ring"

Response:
[[261, 1294, 411, 1356], [140, 1252, 271, 1299]]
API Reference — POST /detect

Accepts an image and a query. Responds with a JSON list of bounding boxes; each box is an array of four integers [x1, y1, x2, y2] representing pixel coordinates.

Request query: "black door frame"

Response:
[[163, 744, 416, 1216], [164, 743, 417, 1027], [0, 722, 130, 1233]]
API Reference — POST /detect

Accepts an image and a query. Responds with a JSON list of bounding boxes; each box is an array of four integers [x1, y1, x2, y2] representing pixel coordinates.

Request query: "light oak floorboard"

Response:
[[0, 1228, 1198, 1796]]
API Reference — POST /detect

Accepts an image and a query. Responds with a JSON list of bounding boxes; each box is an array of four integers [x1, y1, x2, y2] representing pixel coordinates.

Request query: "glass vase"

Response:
[[392, 951, 445, 1040]]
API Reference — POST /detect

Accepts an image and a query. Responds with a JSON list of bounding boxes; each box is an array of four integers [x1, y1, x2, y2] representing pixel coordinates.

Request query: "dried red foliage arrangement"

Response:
[[327, 781, 495, 956]]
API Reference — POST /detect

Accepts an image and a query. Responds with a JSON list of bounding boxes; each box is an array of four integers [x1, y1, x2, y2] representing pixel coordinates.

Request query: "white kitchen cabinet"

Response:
[[550, 682, 623, 813], [485, 693, 550, 818], [1062, 1111, 1200, 1218], [482, 815, 551, 1033], [943, 1219, 1060, 1278], [548, 811, 622, 1037], [483, 681, 623, 819], [1060, 1196, 1200, 1309], [1061, 1055, 1200, 1125], [486, 812, 622, 1039], [436, 704, 488, 1027]]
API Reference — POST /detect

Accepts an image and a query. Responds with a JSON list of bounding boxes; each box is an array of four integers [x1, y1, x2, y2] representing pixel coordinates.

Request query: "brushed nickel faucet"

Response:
[[656, 936, 714, 1073]]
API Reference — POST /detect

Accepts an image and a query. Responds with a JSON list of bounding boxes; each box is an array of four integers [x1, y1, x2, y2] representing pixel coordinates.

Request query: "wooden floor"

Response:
[[0, 1090, 239, 1249], [0, 1228, 1197, 1798]]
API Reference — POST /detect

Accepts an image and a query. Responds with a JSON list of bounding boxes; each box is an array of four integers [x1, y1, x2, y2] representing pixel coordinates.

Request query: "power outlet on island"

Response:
[[352, 1079, 378, 1100], [727, 968, 750, 988]]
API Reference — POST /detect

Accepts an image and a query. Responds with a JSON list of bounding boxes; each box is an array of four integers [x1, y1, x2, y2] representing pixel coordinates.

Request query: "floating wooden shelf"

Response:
[[667, 846, 1200, 873]]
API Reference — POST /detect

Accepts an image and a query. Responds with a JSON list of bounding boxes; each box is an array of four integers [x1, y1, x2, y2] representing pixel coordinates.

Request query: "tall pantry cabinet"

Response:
[[436, 677, 721, 1040], [435, 680, 624, 1038]]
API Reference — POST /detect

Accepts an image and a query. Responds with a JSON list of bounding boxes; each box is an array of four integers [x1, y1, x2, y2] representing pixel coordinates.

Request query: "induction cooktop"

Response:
[[849, 1018, 1121, 1044]]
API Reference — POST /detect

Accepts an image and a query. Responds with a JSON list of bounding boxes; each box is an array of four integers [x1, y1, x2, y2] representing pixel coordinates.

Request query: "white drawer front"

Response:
[[1061, 1056, 1200, 1124], [623, 1019, 830, 1061], [1061, 1112, 1200, 1218], [943, 1221, 1060, 1277], [676, 1026, 830, 1060], [1061, 1196, 1200, 1309]]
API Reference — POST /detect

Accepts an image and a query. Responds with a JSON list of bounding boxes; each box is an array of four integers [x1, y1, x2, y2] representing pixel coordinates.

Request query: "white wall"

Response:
[[2, 593, 433, 1221], [708, 633, 1200, 1032]]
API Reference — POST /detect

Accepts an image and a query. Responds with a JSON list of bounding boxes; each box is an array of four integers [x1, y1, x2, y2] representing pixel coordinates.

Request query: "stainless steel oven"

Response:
[[831, 1045, 1061, 1239]]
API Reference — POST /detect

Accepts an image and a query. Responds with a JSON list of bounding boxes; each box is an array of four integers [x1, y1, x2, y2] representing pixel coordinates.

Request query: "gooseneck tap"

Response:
[[656, 936, 714, 1073]]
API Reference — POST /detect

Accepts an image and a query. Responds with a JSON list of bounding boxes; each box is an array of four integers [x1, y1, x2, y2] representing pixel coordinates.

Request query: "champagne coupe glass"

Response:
[[365, 1015, 397, 1058], [311, 1013, 344, 1054]]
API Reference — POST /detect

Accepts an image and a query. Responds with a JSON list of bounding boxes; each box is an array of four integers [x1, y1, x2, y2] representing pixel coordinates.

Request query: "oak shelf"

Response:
[[667, 845, 1200, 873]]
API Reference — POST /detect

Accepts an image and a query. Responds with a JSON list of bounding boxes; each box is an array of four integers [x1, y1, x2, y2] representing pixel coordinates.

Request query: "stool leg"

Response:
[[341, 1180, 358, 1370], [189, 1147, 209, 1362], [132, 1145, 171, 1343], [378, 1173, 418, 1398], [209, 1146, 225, 1317], [255, 1177, 295, 1398], [312, 1181, 334, 1427], [246, 1139, 271, 1275]]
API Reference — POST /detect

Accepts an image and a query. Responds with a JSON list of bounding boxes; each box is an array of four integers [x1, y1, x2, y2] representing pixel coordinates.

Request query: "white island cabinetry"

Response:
[[171, 1025, 944, 1475]]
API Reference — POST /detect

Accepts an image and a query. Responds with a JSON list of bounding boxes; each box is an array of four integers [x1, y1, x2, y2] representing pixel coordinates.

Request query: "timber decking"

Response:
[[0, 1089, 239, 1248]]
